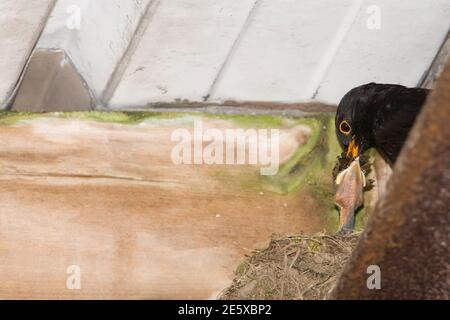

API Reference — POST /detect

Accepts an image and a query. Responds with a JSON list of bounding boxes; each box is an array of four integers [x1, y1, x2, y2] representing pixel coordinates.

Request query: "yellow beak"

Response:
[[346, 137, 359, 159]]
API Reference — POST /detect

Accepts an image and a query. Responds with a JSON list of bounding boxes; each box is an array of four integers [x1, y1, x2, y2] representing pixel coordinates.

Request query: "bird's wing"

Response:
[[372, 87, 429, 163]]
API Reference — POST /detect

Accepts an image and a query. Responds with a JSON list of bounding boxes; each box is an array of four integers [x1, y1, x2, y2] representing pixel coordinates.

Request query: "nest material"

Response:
[[332, 152, 374, 190], [220, 232, 361, 300]]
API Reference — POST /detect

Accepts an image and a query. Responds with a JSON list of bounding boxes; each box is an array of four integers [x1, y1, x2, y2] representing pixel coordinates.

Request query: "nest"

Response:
[[332, 152, 374, 190], [332, 152, 371, 180], [220, 232, 361, 300]]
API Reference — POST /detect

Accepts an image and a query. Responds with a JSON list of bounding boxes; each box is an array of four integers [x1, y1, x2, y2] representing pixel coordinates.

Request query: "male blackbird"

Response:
[[335, 83, 430, 165]]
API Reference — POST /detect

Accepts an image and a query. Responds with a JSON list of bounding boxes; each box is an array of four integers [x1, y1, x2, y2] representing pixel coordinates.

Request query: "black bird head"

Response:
[[336, 82, 429, 164], [335, 83, 381, 159]]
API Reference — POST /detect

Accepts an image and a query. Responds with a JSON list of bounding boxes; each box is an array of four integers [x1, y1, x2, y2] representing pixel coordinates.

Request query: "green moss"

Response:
[[56, 111, 141, 124], [0, 111, 40, 125], [0, 111, 288, 128], [262, 115, 335, 194], [50, 111, 189, 125], [0, 111, 190, 126], [257, 114, 348, 232], [0, 111, 316, 130], [177, 111, 347, 231]]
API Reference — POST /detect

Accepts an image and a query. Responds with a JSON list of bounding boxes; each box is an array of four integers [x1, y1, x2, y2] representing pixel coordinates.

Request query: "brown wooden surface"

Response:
[[0, 115, 334, 299]]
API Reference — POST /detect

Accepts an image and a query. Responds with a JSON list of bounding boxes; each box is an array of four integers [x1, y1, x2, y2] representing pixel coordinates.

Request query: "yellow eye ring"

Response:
[[339, 120, 352, 135]]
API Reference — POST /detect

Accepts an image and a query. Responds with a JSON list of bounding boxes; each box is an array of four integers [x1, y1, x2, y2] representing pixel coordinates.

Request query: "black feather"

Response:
[[336, 83, 430, 164]]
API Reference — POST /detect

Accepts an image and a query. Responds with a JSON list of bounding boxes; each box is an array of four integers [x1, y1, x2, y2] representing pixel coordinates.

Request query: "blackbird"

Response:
[[335, 83, 430, 165]]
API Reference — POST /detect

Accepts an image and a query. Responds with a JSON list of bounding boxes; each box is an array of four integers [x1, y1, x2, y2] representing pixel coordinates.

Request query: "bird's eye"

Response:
[[339, 120, 352, 135]]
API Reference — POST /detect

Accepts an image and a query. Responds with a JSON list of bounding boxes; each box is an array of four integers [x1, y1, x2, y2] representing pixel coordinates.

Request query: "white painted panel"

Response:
[[109, 0, 257, 108], [211, 0, 356, 103], [38, 0, 151, 100], [0, 0, 55, 109], [315, 0, 450, 103]]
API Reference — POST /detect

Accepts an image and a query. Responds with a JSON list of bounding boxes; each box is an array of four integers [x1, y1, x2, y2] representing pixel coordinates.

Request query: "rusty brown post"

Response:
[[330, 58, 450, 299]]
